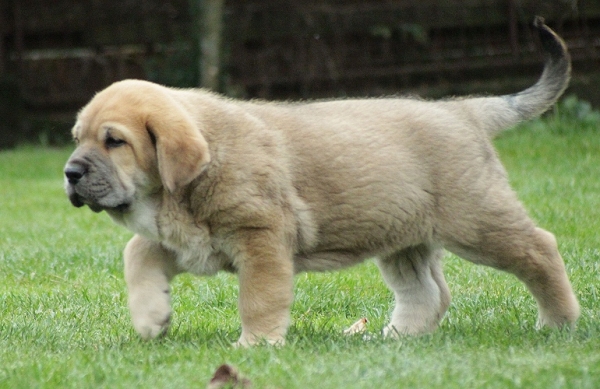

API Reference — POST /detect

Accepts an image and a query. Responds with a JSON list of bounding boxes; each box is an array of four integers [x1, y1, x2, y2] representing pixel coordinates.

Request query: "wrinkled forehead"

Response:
[[71, 94, 145, 140], [72, 104, 102, 139]]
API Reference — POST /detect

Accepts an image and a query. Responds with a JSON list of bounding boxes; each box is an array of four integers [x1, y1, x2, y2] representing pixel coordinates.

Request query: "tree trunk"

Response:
[[199, 0, 225, 91]]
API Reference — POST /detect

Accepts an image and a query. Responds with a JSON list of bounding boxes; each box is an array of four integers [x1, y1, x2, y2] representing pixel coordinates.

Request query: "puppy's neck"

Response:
[[108, 196, 161, 241]]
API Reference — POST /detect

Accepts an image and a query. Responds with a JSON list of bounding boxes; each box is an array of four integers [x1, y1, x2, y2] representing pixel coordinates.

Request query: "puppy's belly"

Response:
[[293, 250, 370, 273]]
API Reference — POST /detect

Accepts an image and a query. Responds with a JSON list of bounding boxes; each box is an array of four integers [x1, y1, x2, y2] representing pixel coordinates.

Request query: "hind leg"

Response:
[[526, 228, 580, 328], [376, 245, 451, 336], [444, 202, 579, 329]]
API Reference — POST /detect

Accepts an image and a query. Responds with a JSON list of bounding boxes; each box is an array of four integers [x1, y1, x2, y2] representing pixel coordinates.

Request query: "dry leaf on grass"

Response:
[[206, 364, 252, 389], [343, 317, 368, 335]]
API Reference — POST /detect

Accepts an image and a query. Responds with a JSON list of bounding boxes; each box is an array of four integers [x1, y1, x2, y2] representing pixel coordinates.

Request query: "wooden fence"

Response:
[[1, 0, 599, 147]]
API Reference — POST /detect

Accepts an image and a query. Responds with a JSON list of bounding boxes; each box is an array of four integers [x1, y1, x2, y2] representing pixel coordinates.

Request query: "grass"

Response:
[[2, 100, 600, 388]]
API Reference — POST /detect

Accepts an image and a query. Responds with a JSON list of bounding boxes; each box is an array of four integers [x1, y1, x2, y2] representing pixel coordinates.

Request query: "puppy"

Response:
[[65, 18, 579, 346]]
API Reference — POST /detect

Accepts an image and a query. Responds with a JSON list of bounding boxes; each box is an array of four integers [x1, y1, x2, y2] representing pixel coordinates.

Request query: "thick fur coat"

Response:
[[65, 18, 579, 345]]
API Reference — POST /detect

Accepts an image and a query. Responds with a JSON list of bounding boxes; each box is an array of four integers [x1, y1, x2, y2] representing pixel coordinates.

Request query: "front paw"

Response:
[[129, 289, 172, 340], [133, 310, 171, 340], [233, 333, 285, 348]]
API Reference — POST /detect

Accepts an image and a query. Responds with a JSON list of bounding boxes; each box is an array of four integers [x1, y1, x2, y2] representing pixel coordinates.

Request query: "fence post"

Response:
[[199, 0, 225, 91]]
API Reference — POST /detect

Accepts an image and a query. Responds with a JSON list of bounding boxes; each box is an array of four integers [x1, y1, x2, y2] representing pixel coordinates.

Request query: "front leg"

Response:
[[124, 235, 179, 339], [233, 229, 295, 347]]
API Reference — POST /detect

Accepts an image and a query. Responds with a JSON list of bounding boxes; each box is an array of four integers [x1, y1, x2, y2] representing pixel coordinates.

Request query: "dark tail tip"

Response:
[[533, 16, 569, 61], [533, 15, 545, 28]]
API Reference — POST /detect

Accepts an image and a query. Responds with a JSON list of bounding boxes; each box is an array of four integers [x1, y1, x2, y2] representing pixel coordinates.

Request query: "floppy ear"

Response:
[[145, 101, 211, 193]]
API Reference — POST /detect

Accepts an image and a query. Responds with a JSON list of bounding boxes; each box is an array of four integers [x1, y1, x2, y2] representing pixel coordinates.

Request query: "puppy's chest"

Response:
[[157, 212, 231, 275]]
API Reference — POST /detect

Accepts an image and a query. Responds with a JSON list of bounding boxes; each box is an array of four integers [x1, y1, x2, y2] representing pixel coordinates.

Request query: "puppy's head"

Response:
[[64, 79, 210, 215]]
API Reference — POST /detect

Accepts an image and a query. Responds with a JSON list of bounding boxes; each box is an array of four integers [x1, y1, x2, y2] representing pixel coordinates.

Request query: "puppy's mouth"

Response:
[[68, 192, 130, 214]]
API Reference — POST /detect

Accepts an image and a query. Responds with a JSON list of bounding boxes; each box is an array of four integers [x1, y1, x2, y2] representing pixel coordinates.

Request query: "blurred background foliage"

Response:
[[0, 0, 598, 148]]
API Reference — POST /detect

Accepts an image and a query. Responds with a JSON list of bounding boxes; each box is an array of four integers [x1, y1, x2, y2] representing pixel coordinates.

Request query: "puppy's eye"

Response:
[[105, 136, 126, 149]]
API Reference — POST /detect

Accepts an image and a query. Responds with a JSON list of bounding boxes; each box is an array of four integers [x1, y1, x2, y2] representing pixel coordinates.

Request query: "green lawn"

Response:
[[1, 103, 600, 388]]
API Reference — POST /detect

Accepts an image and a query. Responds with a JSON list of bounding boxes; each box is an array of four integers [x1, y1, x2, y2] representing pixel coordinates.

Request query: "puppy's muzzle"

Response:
[[64, 162, 87, 185], [64, 160, 88, 208]]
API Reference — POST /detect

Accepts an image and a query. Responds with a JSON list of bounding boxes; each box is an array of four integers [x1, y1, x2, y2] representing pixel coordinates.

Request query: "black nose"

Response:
[[64, 163, 87, 185]]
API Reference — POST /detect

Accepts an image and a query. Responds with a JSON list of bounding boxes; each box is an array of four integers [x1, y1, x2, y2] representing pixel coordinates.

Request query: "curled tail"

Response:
[[506, 17, 571, 124], [465, 17, 571, 137]]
